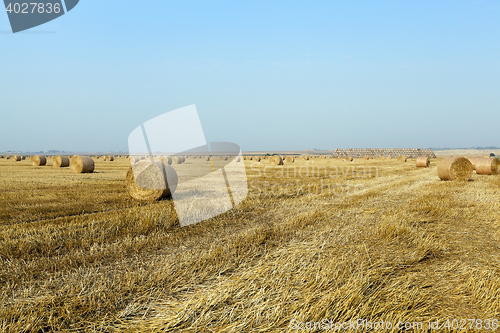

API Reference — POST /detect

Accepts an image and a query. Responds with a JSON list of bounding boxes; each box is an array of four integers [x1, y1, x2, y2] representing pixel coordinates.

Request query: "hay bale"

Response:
[[285, 156, 295, 164], [398, 155, 408, 163], [269, 156, 283, 166], [12, 155, 22, 161], [129, 156, 138, 164], [53, 156, 70, 168], [70, 156, 95, 173], [437, 157, 473, 181], [254, 156, 261, 162], [206, 156, 211, 161], [363, 156, 370, 160], [22, 156, 26, 160], [302, 156, 309, 161], [377, 155, 385, 160], [126, 160, 178, 202], [106, 155, 115, 161], [345, 156, 353, 162], [31, 155, 46, 166], [475, 158, 499, 175], [161, 156, 173, 165], [6, 155, 10, 159], [172, 156, 182, 164], [416, 156, 430, 167]]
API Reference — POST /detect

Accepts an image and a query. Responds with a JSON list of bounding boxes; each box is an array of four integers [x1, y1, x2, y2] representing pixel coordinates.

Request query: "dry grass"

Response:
[[1, 156, 500, 331]]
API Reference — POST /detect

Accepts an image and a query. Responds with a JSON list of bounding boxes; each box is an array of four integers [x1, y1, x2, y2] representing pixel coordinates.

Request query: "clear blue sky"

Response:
[[1, 1, 499, 152]]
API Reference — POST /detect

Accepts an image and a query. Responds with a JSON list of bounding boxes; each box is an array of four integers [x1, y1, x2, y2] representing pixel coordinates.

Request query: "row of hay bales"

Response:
[[29, 155, 100, 173], [432, 156, 498, 181]]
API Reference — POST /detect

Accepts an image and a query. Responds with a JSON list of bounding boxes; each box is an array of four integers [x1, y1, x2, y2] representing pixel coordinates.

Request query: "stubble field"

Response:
[[1, 155, 499, 332]]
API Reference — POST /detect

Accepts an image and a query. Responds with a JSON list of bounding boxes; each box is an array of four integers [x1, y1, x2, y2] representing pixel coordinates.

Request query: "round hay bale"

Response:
[[129, 156, 138, 164], [416, 156, 430, 168], [363, 155, 370, 160], [236, 156, 241, 162], [206, 156, 211, 161], [172, 156, 182, 164], [70, 156, 95, 174], [285, 156, 295, 164], [302, 156, 309, 161], [31, 155, 46, 166], [161, 156, 173, 165], [12, 155, 22, 161], [345, 156, 353, 162], [437, 157, 473, 181], [6, 155, 10, 159], [254, 156, 261, 162], [22, 156, 26, 160], [377, 155, 385, 160], [475, 158, 499, 175], [126, 160, 178, 202], [269, 156, 283, 166], [53, 156, 70, 168], [106, 155, 115, 161], [397, 155, 408, 163]]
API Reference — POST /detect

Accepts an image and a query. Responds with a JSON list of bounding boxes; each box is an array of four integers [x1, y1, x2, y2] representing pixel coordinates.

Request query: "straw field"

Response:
[[0, 155, 500, 331]]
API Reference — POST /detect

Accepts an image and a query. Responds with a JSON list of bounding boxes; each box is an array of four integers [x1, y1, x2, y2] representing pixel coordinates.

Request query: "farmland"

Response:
[[1, 155, 499, 332]]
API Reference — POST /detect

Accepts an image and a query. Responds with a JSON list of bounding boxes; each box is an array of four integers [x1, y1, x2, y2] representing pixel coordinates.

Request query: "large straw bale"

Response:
[[285, 156, 295, 164], [416, 156, 430, 168], [31, 155, 46, 166], [437, 157, 473, 181], [70, 156, 95, 173], [126, 160, 178, 202], [53, 156, 70, 167], [475, 158, 499, 175]]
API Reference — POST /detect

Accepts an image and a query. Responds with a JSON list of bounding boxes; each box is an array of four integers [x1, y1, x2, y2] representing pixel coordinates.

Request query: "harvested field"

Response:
[[0, 156, 500, 331]]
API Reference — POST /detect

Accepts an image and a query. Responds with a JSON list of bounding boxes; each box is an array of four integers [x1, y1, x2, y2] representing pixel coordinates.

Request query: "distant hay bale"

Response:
[[363, 155, 371, 160], [398, 155, 408, 163], [475, 158, 499, 175], [254, 156, 261, 162], [206, 156, 211, 161], [6, 155, 10, 159], [377, 155, 385, 160], [12, 155, 22, 161], [53, 156, 70, 168], [285, 156, 295, 164], [31, 155, 46, 166], [126, 160, 178, 202], [416, 156, 430, 168], [70, 156, 95, 174], [302, 156, 309, 161], [172, 156, 182, 164], [161, 156, 173, 165], [22, 156, 26, 160], [129, 156, 138, 164], [269, 156, 283, 166], [437, 157, 473, 181], [345, 156, 353, 162], [106, 155, 115, 161]]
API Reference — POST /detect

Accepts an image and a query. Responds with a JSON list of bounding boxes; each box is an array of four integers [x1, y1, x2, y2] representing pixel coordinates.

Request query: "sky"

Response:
[[1, 0, 499, 152]]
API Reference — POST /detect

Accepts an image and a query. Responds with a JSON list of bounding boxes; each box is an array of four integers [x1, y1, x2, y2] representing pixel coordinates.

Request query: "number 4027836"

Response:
[[5, 3, 61, 14]]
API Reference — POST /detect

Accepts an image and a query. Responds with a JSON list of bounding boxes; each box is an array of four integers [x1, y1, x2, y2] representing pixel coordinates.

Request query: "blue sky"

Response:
[[1, 1, 499, 152]]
